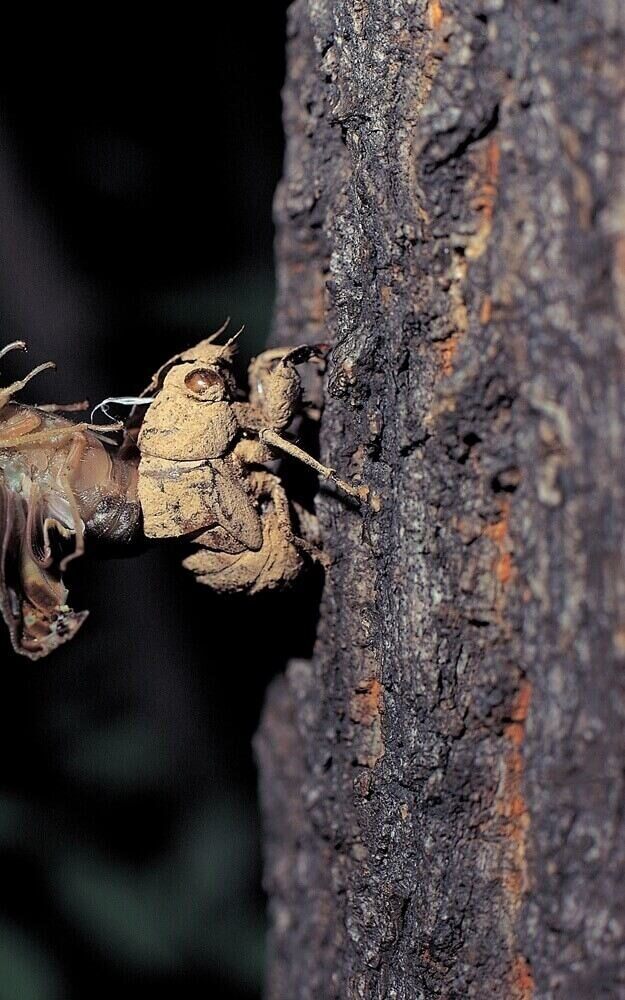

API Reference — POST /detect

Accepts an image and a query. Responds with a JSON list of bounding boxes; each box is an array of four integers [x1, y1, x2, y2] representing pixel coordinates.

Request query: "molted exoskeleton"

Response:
[[136, 331, 365, 595]]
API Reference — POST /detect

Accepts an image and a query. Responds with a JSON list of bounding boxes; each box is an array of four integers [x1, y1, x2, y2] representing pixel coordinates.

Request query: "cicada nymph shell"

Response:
[[135, 329, 365, 596]]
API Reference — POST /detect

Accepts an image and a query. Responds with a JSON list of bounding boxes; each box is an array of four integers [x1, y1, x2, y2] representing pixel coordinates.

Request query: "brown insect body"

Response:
[[0, 332, 364, 659], [138, 337, 311, 594], [0, 349, 140, 659], [136, 333, 364, 596]]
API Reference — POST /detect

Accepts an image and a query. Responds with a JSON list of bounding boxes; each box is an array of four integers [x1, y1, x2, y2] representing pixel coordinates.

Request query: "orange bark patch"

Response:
[[499, 714, 530, 897], [350, 678, 383, 726], [496, 679, 533, 996], [477, 140, 500, 218], [480, 294, 492, 325], [466, 137, 500, 261], [506, 681, 531, 747], [438, 332, 460, 377], [511, 955, 534, 1000], [428, 0, 444, 30], [434, 138, 501, 381], [482, 497, 531, 994], [613, 235, 625, 325], [485, 497, 516, 589], [615, 235, 625, 280], [350, 678, 385, 767], [496, 551, 514, 586]]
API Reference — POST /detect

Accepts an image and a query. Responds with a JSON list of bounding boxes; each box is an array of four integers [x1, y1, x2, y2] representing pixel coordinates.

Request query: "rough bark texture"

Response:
[[254, 3, 625, 997]]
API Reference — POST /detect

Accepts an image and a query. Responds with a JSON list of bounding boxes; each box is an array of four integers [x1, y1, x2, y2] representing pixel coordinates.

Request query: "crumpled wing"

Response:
[[138, 455, 263, 551], [0, 483, 87, 660]]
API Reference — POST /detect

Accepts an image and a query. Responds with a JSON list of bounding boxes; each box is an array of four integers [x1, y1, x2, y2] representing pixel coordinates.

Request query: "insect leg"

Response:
[[0, 422, 122, 450], [246, 345, 325, 431], [0, 411, 43, 440], [251, 470, 329, 567], [258, 428, 368, 503], [37, 401, 90, 413], [56, 432, 88, 571], [0, 360, 56, 411], [249, 470, 296, 536]]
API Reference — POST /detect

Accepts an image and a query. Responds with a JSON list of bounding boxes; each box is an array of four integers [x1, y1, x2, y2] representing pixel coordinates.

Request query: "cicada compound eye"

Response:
[[184, 367, 224, 397]]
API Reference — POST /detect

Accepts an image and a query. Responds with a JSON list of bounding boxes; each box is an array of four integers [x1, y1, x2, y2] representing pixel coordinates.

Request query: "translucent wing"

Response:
[[0, 483, 87, 660]]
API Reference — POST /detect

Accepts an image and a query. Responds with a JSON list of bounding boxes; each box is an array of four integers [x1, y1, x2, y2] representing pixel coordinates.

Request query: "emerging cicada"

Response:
[[0, 330, 364, 659], [0, 342, 140, 659]]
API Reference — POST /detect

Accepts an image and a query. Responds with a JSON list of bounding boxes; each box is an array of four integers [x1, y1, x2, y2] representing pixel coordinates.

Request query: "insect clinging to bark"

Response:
[[136, 327, 366, 595], [0, 341, 141, 659], [0, 330, 365, 659]]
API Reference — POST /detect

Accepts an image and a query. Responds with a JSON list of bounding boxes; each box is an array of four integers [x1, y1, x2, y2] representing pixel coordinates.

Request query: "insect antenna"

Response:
[[204, 317, 232, 344], [0, 341, 27, 361], [224, 325, 244, 349]]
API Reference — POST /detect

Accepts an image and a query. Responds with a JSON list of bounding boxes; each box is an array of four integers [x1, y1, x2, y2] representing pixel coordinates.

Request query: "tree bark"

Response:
[[254, 2, 625, 997]]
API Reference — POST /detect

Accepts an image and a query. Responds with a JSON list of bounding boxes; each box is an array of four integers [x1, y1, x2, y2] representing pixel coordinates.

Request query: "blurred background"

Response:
[[0, 9, 324, 998]]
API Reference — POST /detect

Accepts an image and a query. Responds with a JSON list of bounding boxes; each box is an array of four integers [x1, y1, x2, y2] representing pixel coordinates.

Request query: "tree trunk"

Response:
[[254, 2, 625, 997]]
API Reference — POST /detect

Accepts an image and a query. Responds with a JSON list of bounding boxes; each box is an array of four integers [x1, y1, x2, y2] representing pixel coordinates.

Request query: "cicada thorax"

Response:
[[136, 359, 258, 546], [137, 362, 239, 462]]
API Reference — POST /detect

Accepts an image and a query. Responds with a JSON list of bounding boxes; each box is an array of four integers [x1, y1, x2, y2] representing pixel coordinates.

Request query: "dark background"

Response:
[[0, 10, 320, 998]]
